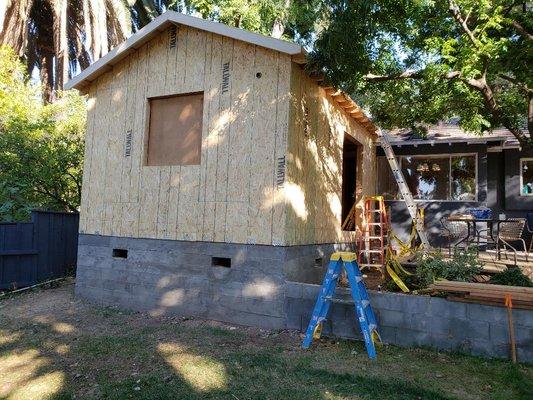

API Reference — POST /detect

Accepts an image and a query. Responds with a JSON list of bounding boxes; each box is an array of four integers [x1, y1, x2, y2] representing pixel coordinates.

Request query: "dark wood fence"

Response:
[[0, 211, 79, 290]]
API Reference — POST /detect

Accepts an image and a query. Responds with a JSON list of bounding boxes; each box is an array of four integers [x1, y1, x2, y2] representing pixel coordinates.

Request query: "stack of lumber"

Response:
[[430, 281, 533, 309]]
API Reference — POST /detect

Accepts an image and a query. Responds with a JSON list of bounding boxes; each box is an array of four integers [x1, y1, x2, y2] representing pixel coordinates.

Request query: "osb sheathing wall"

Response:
[[80, 25, 291, 245], [284, 65, 376, 246], [79, 25, 376, 246]]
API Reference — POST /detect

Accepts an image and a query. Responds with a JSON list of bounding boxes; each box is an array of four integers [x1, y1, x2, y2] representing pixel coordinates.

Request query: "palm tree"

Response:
[[0, 0, 131, 102], [0, 0, 323, 102]]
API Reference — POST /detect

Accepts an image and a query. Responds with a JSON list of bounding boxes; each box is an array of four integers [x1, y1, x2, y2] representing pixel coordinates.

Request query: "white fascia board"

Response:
[[66, 11, 304, 90], [375, 136, 512, 147]]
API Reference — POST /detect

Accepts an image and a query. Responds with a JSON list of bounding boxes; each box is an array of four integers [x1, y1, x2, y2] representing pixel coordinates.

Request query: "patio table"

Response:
[[447, 215, 508, 249]]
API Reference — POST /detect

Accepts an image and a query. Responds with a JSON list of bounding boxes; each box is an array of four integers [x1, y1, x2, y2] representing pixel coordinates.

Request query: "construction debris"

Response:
[[429, 281, 533, 309]]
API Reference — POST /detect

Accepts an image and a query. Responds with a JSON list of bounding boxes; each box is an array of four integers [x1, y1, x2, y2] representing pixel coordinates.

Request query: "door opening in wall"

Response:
[[342, 134, 360, 231]]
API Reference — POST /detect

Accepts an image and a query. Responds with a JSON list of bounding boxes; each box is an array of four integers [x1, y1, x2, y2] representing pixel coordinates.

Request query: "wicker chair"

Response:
[[497, 218, 528, 264], [440, 217, 469, 255]]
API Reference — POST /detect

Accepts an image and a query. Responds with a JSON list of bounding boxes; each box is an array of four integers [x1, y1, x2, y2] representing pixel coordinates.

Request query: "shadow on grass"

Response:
[[0, 316, 452, 399], [1, 289, 531, 400]]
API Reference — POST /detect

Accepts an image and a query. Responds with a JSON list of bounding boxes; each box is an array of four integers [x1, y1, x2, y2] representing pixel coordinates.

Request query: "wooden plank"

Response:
[[85, 84, 112, 235], [201, 33, 222, 242], [247, 46, 278, 245], [176, 26, 207, 241], [213, 36, 234, 242], [225, 41, 255, 243], [127, 42, 149, 203], [197, 32, 214, 240], [144, 31, 171, 238], [105, 57, 132, 236], [166, 25, 188, 240], [117, 50, 140, 238], [118, 50, 139, 203], [432, 281, 533, 294], [284, 63, 302, 245], [270, 54, 291, 246], [78, 84, 98, 234], [138, 34, 166, 238]]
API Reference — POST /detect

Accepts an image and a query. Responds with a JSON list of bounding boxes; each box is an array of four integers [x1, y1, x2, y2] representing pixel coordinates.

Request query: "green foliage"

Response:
[[415, 247, 483, 288], [311, 1, 532, 145], [490, 267, 533, 287], [139, 0, 325, 44], [0, 46, 86, 221]]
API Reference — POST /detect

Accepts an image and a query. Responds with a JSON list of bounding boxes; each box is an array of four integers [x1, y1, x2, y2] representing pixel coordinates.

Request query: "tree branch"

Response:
[[508, 19, 533, 40], [499, 74, 532, 94], [65, 171, 82, 201], [364, 67, 531, 147], [364, 69, 483, 89], [448, 0, 479, 49], [364, 70, 422, 82]]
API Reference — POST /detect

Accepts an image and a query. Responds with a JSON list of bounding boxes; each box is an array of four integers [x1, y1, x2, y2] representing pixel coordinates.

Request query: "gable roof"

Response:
[[65, 11, 377, 134], [65, 11, 304, 90]]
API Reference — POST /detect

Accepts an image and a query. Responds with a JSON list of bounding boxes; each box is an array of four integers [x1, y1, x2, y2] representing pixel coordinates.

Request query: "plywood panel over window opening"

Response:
[[146, 92, 204, 166]]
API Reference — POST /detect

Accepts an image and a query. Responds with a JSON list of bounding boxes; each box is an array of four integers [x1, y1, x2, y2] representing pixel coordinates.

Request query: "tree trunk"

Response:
[[0, 0, 34, 56], [52, 0, 69, 92], [40, 52, 54, 103], [476, 79, 531, 147], [271, 0, 291, 38]]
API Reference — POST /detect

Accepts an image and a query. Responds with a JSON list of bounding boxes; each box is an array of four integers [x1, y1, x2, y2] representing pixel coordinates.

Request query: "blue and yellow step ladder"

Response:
[[301, 252, 381, 359]]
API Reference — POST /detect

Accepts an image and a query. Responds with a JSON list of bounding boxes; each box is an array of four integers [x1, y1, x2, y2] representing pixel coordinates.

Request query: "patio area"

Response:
[[477, 250, 533, 279], [438, 212, 533, 279]]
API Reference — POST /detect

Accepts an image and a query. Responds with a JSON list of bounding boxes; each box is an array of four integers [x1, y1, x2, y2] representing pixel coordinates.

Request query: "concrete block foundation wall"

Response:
[[76, 234, 353, 329], [286, 282, 533, 363], [76, 234, 532, 362]]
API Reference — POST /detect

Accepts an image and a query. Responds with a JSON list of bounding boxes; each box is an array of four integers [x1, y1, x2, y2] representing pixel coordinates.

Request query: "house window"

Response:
[[377, 154, 477, 201], [520, 158, 533, 196], [145, 92, 203, 166]]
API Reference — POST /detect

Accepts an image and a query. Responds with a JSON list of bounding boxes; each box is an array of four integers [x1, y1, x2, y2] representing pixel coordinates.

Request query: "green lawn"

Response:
[[0, 280, 531, 400]]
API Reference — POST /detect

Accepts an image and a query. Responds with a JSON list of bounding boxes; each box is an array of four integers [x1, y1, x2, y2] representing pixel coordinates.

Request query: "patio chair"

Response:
[[497, 218, 528, 265], [440, 217, 469, 256], [527, 213, 533, 254]]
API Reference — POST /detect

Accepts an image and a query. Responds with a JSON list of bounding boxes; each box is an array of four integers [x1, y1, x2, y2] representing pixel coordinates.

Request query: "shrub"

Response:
[[415, 247, 483, 288], [490, 268, 533, 287], [0, 46, 86, 221]]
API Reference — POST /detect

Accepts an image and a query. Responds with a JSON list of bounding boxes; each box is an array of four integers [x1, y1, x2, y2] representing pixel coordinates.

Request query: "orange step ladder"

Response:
[[357, 196, 388, 273]]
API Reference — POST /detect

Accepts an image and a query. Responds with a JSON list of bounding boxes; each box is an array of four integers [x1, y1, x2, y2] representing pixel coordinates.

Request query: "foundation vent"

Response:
[[212, 257, 231, 268], [112, 248, 128, 259]]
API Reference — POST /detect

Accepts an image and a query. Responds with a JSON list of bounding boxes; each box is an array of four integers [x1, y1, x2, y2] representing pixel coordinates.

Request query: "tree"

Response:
[[0, 0, 131, 102], [310, 1, 532, 147], [0, 46, 85, 221], [131, 0, 325, 43]]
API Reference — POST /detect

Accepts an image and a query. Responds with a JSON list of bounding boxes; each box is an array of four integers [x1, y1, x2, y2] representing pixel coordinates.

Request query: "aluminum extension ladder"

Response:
[[302, 252, 381, 359], [378, 130, 431, 248], [358, 196, 388, 272]]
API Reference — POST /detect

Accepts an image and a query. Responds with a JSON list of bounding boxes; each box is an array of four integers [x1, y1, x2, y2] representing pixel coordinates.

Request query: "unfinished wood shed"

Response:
[[69, 12, 377, 327]]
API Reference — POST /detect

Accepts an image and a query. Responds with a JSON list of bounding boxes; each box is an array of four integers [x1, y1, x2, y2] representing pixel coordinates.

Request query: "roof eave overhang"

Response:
[[375, 136, 516, 147]]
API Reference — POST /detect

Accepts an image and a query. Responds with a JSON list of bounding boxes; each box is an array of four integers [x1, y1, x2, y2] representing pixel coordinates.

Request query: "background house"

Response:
[[377, 123, 533, 246], [67, 12, 377, 327]]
